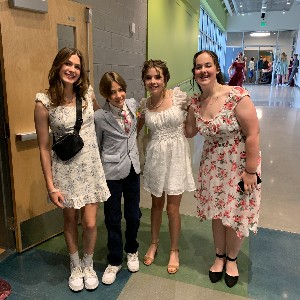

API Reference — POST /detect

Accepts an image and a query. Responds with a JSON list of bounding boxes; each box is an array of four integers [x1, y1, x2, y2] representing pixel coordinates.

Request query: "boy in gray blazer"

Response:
[[94, 72, 141, 285]]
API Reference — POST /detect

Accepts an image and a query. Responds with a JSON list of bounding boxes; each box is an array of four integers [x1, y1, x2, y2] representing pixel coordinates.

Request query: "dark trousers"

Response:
[[287, 68, 298, 85], [104, 165, 141, 266]]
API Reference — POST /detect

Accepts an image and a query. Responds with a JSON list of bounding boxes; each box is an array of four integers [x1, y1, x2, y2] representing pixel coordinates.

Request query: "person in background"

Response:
[[285, 53, 299, 86], [94, 72, 141, 285], [228, 52, 246, 87], [262, 57, 269, 70], [248, 57, 255, 83], [260, 61, 273, 84], [185, 50, 261, 288], [257, 56, 264, 82], [138, 59, 195, 275], [275, 52, 288, 86], [34, 47, 110, 292]]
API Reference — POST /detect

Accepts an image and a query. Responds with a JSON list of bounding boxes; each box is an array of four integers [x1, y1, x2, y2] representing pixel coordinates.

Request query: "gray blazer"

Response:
[[94, 98, 140, 180]]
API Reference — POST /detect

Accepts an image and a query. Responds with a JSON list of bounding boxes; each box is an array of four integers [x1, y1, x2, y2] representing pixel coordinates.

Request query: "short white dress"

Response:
[[35, 86, 110, 209], [140, 87, 195, 197]]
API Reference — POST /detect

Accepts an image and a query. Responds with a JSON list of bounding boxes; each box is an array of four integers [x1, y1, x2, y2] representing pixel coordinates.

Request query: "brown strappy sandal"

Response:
[[167, 249, 179, 274], [143, 241, 159, 266]]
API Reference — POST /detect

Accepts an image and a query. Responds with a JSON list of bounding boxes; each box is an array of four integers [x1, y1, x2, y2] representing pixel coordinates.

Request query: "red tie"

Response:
[[121, 110, 131, 134]]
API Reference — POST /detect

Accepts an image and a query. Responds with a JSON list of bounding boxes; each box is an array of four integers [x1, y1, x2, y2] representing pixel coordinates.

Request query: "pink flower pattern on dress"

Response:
[[190, 86, 261, 238]]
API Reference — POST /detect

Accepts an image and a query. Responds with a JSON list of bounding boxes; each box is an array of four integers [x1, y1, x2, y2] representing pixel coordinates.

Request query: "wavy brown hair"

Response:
[[99, 72, 127, 99], [47, 47, 89, 107], [191, 50, 225, 93], [141, 59, 170, 85]]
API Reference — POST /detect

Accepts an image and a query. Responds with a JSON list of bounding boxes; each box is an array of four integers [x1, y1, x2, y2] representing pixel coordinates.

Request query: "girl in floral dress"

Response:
[[34, 47, 110, 292], [185, 50, 261, 288]]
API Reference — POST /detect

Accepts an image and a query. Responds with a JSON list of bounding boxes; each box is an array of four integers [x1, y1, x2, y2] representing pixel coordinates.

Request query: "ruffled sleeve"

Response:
[[84, 85, 94, 104], [35, 92, 51, 110], [137, 97, 147, 118], [230, 86, 250, 103], [172, 87, 191, 110]]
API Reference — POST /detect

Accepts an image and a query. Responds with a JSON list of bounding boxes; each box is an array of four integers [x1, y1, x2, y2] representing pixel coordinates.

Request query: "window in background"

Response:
[[199, 7, 227, 73]]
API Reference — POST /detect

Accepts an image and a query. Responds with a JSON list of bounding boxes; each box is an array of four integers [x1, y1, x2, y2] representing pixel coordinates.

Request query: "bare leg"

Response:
[[225, 227, 244, 276], [210, 219, 226, 272], [166, 194, 182, 271], [63, 208, 79, 254], [277, 75, 280, 85], [143, 193, 165, 264], [81, 203, 99, 255]]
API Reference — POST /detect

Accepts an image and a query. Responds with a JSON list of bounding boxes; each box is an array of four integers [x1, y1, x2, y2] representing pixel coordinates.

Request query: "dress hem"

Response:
[[197, 215, 258, 239], [143, 186, 196, 198]]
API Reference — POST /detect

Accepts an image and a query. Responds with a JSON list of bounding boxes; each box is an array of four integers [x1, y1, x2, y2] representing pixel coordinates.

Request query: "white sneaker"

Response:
[[102, 264, 121, 285], [69, 264, 84, 292], [82, 264, 99, 290], [127, 252, 139, 272]]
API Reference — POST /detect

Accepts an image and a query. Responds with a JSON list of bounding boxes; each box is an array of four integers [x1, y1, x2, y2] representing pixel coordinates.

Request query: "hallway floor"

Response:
[[1, 84, 300, 300]]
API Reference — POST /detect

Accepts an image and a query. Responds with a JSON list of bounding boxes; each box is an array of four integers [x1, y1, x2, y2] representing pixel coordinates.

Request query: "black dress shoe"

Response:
[[209, 253, 226, 283], [225, 256, 239, 288]]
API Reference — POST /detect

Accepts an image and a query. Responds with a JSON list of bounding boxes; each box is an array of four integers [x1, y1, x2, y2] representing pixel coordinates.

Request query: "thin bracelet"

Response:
[[48, 188, 59, 194], [245, 169, 256, 175]]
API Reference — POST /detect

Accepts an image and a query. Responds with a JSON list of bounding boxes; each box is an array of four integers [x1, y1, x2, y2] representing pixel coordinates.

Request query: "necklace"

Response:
[[64, 91, 75, 104], [149, 91, 170, 109], [201, 85, 223, 106]]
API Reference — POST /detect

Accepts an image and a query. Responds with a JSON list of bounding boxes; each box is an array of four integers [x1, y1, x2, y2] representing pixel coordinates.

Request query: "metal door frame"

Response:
[[0, 58, 15, 251]]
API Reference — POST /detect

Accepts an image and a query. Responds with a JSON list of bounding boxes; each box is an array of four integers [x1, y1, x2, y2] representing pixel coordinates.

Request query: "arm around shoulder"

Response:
[[185, 106, 198, 138]]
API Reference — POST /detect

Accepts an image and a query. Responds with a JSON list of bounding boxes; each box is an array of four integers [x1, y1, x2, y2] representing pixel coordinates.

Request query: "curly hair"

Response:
[[191, 50, 225, 92], [99, 72, 127, 99], [141, 59, 170, 85], [47, 47, 89, 107]]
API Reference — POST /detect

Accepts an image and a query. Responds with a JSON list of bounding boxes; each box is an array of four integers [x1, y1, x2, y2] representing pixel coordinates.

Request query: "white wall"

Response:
[[227, 2, 300, 32]]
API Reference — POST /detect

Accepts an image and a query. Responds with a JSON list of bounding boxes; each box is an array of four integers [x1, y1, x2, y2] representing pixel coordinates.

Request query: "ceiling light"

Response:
[[250, 32, 270, 37], [287, 1, 290, 4]]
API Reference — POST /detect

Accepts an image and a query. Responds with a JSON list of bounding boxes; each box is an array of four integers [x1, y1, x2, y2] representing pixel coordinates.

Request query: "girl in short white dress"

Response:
[[34, 47, 110, 292], [138, 59, 195, 274]]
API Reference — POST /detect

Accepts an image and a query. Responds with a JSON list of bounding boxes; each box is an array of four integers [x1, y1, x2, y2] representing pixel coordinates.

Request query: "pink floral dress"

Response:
[[190, 86, 261, 238]]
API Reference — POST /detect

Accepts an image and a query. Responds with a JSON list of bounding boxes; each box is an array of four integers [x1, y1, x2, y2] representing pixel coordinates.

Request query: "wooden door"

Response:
[[0, 0, 93, 252]]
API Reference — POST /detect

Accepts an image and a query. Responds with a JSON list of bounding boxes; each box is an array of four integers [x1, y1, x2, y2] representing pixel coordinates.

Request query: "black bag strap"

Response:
[[53, 94, 83, 143], [74, 93, 83, 135]]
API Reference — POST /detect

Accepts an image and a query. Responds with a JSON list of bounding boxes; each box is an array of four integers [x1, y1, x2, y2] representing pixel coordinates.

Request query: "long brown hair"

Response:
[[191, 50, 225, 93], [47, 47, 89, 107]]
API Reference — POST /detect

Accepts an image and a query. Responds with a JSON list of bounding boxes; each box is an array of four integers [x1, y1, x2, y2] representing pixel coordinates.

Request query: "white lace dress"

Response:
[[140, 87, 195, 197], [35, 86, 110, 209]]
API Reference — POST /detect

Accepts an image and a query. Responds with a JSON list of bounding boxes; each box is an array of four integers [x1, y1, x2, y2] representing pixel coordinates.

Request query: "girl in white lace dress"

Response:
[[34, 48, 110, 292], [137, 60, 195, 274], [185, 50, 261, 288]]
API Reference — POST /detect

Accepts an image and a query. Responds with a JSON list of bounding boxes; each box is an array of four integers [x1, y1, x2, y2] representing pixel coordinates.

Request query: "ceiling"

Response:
[[222, 0, 297, 16]]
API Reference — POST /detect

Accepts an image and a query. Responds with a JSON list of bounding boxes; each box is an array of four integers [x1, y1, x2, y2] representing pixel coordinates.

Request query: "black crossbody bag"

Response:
[[52, 94, 84, 161]]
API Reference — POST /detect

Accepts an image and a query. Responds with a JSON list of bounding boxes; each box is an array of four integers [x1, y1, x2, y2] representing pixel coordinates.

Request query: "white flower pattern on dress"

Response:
[[35, 86, 110, 209], [190, 86, 261, 238]]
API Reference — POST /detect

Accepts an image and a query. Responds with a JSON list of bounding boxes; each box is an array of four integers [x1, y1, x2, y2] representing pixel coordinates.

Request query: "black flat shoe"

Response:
[[209, 253, 226, 283], [225, 256, 239, 288]]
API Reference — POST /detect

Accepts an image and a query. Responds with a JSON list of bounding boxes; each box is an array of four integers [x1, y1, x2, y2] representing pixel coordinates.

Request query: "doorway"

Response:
[[0, 60, 15, 253], [0, 0, 93, 252]]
